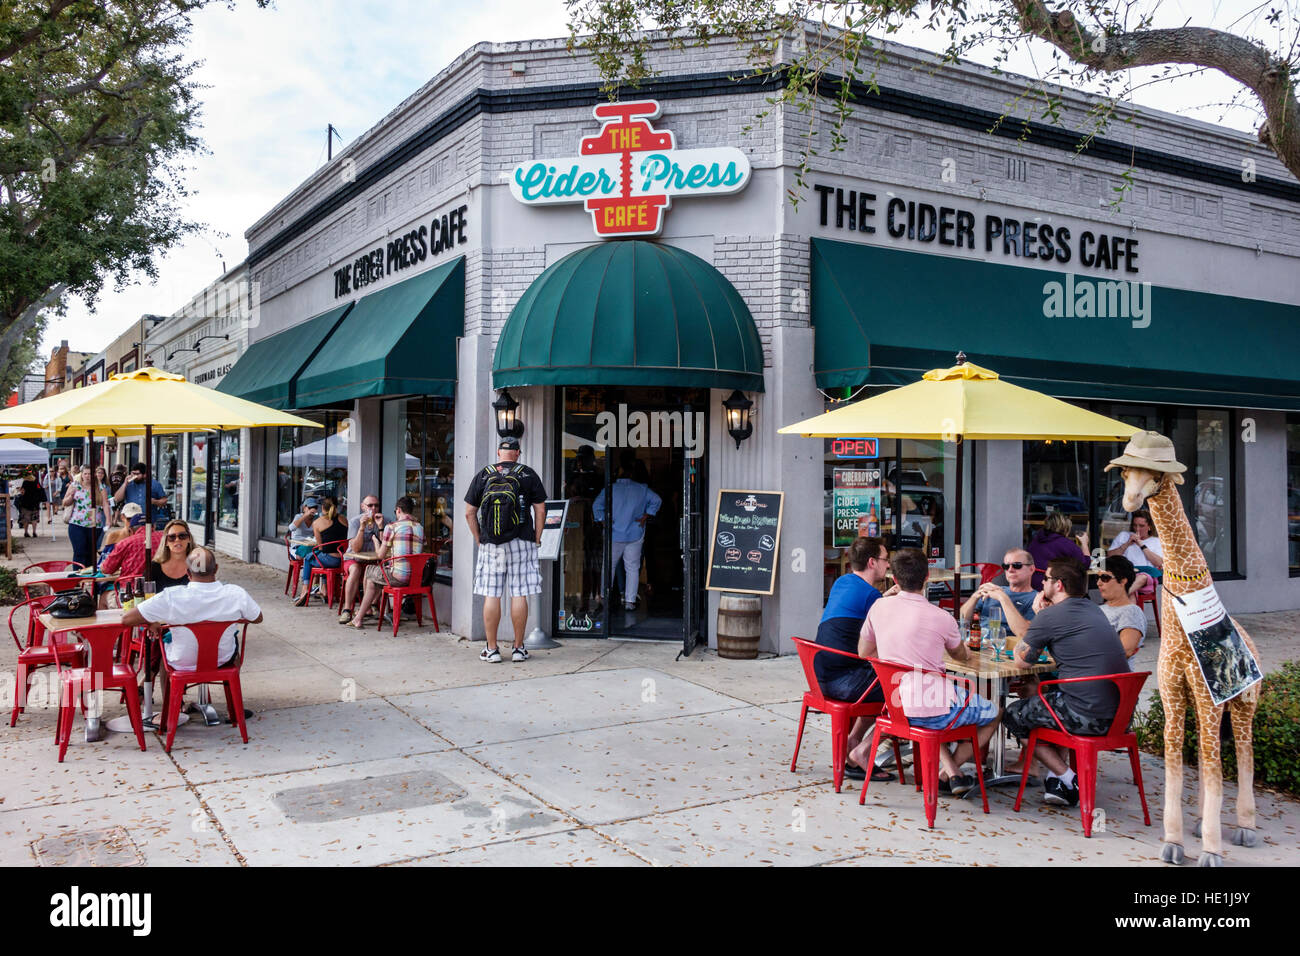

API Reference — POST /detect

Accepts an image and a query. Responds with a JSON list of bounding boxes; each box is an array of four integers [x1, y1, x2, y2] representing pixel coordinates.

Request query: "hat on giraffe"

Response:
[[1104, 430, 1187, 474]]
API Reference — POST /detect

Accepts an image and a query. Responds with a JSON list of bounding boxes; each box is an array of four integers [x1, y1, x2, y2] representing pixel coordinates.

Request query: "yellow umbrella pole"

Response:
[[952, 435, 964, 622], [145, 424, 154, 557]]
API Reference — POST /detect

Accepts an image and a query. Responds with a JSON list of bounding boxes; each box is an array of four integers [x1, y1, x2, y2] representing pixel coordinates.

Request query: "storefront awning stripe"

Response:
[[216, 303, 354, 409], [292, 257, 464, 407], [493, 240, 765, 393], [810, 238, 1300, 410]]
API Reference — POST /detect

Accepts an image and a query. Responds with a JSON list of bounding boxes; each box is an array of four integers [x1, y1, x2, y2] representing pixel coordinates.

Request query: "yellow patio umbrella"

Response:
[[0, 367, 317, 544], [780, 356, 1140, 617]]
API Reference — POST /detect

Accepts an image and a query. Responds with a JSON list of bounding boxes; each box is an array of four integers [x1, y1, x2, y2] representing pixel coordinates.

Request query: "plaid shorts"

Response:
[[473, 537, 542, 597]]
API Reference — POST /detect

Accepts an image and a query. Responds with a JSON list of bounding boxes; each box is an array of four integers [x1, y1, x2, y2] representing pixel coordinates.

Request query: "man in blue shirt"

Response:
[[113, 461, 168, 526], [960, 547, 1039, 637], [816, 536, 895, 782], [592, 451, 662, 610]]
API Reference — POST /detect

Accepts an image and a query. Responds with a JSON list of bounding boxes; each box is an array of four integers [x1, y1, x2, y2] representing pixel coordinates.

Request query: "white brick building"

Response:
[[218, 30, 1300, 652]]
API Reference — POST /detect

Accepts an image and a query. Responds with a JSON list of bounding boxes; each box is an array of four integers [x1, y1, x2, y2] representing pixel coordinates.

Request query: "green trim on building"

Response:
[[811, 238, 1300, 410], [294, 257, 464, 407], [493, 241, 765, 392]]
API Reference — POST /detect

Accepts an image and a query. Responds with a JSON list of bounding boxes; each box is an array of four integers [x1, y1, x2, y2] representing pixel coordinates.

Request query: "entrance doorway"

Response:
[[556, 386, 707, 650]]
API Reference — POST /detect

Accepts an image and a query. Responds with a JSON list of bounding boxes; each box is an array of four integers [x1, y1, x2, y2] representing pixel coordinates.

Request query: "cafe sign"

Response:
[[510, 101, 751, 237]]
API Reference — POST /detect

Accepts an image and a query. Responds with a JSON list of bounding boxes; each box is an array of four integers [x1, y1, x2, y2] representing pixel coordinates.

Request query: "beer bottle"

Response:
[[968, 612, 982, 650]]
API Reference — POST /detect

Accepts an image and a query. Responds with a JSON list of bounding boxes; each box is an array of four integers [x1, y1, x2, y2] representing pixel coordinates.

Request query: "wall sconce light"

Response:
[[722, 389, 754, 449], [492, 388, 524, 439]]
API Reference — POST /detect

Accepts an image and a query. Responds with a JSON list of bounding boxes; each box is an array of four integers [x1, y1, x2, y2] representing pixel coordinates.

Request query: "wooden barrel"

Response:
[[716, 593, 762, 660]]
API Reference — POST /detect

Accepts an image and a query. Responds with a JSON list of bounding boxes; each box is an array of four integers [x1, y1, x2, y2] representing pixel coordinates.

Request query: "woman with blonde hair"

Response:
[[294, 495, 347, 606], [1026, 508, 1090, 589], [151, 519, 194, 592]]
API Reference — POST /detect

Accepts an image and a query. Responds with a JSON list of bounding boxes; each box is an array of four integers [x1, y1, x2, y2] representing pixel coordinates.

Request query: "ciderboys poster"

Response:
[[510, 101, 751, 237]]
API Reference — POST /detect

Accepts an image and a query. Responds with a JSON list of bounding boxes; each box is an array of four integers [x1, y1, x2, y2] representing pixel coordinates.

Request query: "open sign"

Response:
[[831, 438, 878, 458]]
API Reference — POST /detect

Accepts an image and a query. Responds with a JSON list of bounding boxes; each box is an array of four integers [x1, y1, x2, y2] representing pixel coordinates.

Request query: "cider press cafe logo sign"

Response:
[[510, 101, 751, 237]]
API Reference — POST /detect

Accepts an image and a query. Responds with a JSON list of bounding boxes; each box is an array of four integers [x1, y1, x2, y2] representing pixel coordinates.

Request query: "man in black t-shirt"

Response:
[[464, 436, 548, 664], [1007, 558, 1132, 809]]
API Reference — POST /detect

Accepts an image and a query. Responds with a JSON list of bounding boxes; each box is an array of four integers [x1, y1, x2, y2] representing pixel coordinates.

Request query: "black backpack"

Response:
[[478, 464, 526, 544]]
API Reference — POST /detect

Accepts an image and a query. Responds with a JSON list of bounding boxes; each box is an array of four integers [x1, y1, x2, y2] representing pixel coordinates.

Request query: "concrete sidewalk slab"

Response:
[[397, 827, 648, 866], [167, 698, 452, 784], [393, 667, 748, 747], [0, 734, 181, 811], [196, 751, 571, 866]]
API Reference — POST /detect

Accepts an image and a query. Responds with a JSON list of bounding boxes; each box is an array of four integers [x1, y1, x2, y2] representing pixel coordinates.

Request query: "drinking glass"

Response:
[[991, 631, 1006, 660]]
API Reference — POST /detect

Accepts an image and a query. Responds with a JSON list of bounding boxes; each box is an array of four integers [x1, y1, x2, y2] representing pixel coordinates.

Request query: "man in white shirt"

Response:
[[122, 547, 262, 672]]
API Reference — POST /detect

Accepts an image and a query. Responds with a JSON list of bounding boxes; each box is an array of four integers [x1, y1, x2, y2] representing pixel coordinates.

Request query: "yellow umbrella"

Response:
[[780, 357, 1140, 617], [0, 367, 318, 542]]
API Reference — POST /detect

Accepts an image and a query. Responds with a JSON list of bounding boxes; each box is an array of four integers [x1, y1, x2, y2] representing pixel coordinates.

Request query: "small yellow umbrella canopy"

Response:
[[778, 361, 1141, 441], [0, 367, 318, 545], [780, 359, 1139, 618]]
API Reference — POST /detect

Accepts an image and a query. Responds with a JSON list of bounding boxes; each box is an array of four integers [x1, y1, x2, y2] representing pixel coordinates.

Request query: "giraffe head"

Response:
[[1115, 466, 1183, 512], [1105, 430, 1186, 511]]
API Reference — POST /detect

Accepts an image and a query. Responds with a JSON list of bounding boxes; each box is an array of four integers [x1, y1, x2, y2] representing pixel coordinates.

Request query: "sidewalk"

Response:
[[3, 525, 1297, 867]]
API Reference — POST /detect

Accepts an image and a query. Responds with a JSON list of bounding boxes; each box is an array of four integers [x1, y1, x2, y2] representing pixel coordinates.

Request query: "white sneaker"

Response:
[[480, 646, 502, 663], [512, 645, 529, 662]]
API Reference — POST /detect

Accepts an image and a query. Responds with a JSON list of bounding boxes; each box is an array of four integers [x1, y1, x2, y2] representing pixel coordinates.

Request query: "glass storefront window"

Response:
[[265, 411, 350, 538], [381, 398, 454, 580], [217, 430, 240, 531], [154, 435, 182, 527], [1289, 417, 1300, 573], [558, 386, 608, 632], [189, 433, 211, 528]]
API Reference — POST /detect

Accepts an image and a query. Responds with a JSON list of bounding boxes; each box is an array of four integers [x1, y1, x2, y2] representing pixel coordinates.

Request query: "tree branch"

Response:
[[0, 284, 67, 364]]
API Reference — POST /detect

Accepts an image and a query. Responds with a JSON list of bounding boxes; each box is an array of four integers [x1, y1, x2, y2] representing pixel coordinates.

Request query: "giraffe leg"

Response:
[[1193, 698, 1226, 867], [1228, 690, 1259, 847], [1158, 666, 1187, 864]]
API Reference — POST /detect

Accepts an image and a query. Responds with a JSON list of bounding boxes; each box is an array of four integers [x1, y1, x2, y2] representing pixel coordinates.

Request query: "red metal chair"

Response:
[[1013, 671, 1152, 837], [938, 562, 1003, 609], [283, 537, 305, 597], [50, 623, 146, 762], [7, 595, 85, 726], [374, 553, 439, 635], [303, 539, 347, 609], [860, 657, 990, 827], [157, 621, 251, 753], [22, 561, 85, 574], [789, 637, 892, 792], [1134, 581, 1162, 633], [20, 560, 89, 599]]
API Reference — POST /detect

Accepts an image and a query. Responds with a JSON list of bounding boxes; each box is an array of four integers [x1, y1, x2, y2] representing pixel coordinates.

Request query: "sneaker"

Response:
[[1044, 776, 1080, 806], [337, 609, 352, 625], [480, 646, 502, 663], [512, 645, 529, 662], [947, 773, 976, 796]]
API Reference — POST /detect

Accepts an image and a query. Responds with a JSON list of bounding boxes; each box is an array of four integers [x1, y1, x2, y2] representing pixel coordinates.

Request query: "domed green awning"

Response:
[[492, 241, 764, 392]]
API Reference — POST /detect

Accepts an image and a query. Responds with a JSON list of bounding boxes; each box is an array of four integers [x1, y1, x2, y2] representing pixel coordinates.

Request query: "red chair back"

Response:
[[7, 594, 57, 651], [163, 621, 249, 673], [22, 561, 84, 574], [378, 552, 435, 587], [867, 657, 974, 732], [51, 623, 131, 681], [790, 637, 830, 710], [974, 562, 1003, 585], [1037, 671, 1150, 738]]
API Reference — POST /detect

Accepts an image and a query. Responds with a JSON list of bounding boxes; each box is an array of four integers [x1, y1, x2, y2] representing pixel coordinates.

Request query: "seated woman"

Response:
[[1106, 510, 1163, 597], [1095, 554, 1148, 664], [1026, 510, 1090, 589], [151, 519, 195, 592], [294, 496, 347, 607]]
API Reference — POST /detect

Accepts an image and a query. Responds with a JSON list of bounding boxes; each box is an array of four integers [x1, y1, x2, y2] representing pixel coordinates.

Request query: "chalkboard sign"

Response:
[[705, 489, 784, 595]]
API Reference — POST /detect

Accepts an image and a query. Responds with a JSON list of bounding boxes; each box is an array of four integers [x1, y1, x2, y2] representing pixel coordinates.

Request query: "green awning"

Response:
[[216, 303, 353, 410], [493, 241, 764, 392], [811, 238, 1300, 410], [293, 257, 464, 407]]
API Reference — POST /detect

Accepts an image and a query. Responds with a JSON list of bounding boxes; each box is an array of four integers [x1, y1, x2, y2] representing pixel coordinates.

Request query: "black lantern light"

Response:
[[492, 388, 524, 439], [722, 389, 754, 448]]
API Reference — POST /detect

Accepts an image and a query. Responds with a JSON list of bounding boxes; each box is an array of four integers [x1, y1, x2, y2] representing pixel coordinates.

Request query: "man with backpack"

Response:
[[464, 436, 548, 663]]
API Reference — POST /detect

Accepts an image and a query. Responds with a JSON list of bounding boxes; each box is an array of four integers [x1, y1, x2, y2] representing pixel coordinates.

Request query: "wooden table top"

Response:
[[39, 608, 125, 633], [18, 571, 119, 587], [344, 551, 379, 561], [944, 645, 1056, 680]]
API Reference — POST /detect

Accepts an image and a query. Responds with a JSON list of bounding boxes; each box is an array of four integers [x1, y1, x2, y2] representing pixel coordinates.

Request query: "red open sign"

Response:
[[831, 438, 878, 458]]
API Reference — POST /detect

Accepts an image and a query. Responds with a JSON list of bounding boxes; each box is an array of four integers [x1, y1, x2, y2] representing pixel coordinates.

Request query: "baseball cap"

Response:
[[129, 513, 147, 528], [302, 496, 320, 508], [498, 437, 520, 451], [120, 503, 143, 519]]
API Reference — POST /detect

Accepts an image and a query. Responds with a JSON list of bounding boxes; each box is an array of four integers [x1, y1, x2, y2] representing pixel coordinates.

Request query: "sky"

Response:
[[42, 0, 1294, 357]]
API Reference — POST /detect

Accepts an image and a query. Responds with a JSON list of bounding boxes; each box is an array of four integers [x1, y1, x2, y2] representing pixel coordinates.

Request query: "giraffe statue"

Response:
[[1107, 431, 1260, 867]]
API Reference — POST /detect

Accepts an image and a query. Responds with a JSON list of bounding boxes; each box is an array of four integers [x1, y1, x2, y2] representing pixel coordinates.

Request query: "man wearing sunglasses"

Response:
[[338, 496, 387, 624], [959, 549, 1039, 638]]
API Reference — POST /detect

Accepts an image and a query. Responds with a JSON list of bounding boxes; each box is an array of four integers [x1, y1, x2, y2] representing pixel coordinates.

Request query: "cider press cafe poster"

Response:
[[832, 467, 881, 547]]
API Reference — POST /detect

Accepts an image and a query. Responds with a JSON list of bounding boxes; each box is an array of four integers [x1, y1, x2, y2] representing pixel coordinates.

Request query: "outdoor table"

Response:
[[943, 644, 1057, 789], [18, 570, 119, 591], [39, 609, 125, 743], [344, 550, 379, 562]]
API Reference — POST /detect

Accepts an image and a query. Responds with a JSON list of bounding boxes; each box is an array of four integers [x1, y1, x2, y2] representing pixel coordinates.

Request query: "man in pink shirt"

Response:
[[852, 548, 1001, 796]]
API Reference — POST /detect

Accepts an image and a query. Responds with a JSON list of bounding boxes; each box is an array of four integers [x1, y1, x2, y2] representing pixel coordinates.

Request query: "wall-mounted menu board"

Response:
[[705, 489, 784, 595]]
